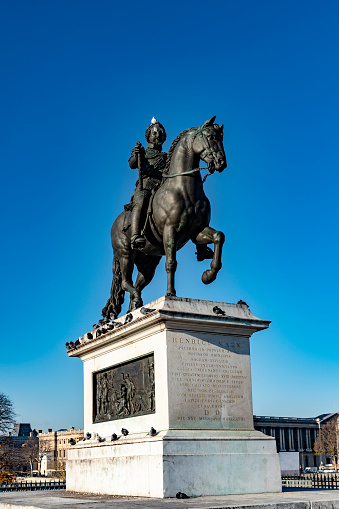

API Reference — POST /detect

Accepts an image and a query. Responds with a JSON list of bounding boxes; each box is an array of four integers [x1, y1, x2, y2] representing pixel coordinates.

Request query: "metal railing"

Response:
[[0, 480, 66, 491], [282, 473, 339, 489]]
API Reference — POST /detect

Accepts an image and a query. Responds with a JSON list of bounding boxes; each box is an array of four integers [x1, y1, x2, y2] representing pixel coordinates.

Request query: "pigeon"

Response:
[[176, 492, 189, 499], [111, 433, 118, 441], [212, 306, 225, 316], [124, 313, 133, 324], [121, 428, 129, 436], [140, 307, 155, 315]]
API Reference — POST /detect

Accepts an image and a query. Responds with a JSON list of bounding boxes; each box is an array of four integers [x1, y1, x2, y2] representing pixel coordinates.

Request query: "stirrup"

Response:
[[131, 235, 146, 249]]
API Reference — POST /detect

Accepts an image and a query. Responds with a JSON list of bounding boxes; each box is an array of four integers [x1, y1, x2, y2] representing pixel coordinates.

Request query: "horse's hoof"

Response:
[[130, 300, 143, 311], [202, 270, 217, 285]]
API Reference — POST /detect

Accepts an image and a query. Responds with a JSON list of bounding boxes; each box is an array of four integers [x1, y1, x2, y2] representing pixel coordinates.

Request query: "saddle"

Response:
[[122, 194, 214, 260], [122, 191, 162, 246]]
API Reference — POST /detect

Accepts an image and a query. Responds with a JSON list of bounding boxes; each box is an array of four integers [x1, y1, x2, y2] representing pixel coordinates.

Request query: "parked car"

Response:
[[319, 465, 336, 473], [303, 467, 317, 473]]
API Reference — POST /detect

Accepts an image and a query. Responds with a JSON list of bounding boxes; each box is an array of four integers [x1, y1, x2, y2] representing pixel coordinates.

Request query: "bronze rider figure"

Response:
[[128, 118, 167, 248]]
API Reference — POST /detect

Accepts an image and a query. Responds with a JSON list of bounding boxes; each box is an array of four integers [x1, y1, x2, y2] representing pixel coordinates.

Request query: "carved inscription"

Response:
[[93, 353, 155, 423], [169, 334, 252, 428]]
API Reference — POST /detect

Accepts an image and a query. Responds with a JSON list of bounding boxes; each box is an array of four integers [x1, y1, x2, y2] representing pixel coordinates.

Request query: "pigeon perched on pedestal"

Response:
[[212, 306, 225, 316]]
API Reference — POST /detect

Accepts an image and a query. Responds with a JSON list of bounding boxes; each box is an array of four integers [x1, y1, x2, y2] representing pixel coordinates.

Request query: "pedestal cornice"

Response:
[[67, 296, 270, 359]]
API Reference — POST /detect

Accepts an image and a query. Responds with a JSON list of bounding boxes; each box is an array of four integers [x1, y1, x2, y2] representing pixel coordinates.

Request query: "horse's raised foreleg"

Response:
[[163, 226, 177, 296], [194, 227, 225, 284], [119, 252, 143, 311]]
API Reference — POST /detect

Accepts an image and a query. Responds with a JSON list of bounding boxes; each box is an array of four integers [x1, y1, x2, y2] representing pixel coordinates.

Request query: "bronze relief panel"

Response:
[[93, 353, 155, 423]]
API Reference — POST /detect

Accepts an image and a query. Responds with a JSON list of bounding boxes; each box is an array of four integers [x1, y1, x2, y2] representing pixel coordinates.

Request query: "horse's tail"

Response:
[[102, 255, 125, 319]]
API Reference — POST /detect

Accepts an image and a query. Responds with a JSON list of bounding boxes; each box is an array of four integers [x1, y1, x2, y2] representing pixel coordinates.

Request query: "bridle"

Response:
[[162, 167, 213, 183], [163, 126, 221, 182]]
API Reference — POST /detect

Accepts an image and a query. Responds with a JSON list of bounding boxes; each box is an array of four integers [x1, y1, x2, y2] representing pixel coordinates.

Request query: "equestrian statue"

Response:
[[102, 116, 227, 319]]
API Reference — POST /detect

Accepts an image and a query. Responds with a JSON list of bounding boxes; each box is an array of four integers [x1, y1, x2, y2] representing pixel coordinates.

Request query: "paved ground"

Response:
[[0, 490, 339, 509]]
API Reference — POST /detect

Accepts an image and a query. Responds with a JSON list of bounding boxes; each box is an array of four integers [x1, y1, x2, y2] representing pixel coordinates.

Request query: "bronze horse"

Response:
[[102, 116, 227, 319]]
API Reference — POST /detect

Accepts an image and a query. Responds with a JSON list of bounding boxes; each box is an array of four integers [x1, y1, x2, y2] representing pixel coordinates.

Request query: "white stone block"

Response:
[[67, 296, 282, 497]]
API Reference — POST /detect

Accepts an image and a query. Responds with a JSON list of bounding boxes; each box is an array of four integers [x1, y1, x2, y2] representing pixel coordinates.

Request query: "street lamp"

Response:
[[315, 418, 321, 470], [315, 418, 320, 435]]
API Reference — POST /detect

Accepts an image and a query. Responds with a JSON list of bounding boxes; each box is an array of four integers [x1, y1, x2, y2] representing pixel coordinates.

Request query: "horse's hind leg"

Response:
[[163, 226, 177, 296], [119, 251, 143, 311], [193, 226, 225, 284], [134, 253, 161, 299]]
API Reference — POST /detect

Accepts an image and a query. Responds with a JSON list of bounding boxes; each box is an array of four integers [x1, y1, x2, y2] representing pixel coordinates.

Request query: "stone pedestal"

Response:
[[66, 296, 281, 497]]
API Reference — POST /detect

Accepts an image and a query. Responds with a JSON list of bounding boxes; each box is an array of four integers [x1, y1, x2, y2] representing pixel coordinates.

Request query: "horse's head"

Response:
[[192, 116, 227, 173]]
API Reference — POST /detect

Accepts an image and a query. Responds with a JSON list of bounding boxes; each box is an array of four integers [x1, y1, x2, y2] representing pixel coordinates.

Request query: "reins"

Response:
[[163, 167, 213, 183]]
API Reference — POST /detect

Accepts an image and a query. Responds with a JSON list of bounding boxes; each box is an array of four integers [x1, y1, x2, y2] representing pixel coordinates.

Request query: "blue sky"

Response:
[[0, 0, 338, 432]]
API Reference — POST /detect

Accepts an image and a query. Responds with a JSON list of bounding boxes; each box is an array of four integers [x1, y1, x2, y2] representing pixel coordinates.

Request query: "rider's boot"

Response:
[[130, 201, 146, 248]]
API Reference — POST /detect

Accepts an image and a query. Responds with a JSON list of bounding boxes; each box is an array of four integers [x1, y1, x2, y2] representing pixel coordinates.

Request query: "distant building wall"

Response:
[[279, 452, 299, 475], [39, 427, 83, 474], [253, 413, 337, 470]]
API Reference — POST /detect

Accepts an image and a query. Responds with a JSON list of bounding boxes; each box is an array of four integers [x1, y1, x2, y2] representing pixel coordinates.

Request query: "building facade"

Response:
[[39, 427, 83, 475], [254, 413, 337, 471], [8, 423, 37, 446]]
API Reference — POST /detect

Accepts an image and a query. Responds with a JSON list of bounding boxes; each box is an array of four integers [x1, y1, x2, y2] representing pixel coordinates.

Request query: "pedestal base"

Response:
[[66, 296, 282, 497], [67, 429, 281, 498]]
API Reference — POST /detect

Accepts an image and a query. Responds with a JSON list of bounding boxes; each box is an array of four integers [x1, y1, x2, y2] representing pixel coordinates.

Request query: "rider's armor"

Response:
[[129, 120, 167, 247]]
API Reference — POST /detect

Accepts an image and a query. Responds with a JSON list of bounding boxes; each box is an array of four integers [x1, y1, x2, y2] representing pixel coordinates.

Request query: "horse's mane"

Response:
[[163, 126, 196, 175]]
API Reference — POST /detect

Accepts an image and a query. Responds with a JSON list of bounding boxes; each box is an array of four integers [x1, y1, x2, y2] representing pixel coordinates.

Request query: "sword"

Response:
[[136, 141, 143, 191]]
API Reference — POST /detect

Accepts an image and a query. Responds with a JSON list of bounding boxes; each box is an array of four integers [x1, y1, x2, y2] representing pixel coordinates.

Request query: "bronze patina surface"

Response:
[[102, 116, 227, 319], [93, 354, 155, 423]]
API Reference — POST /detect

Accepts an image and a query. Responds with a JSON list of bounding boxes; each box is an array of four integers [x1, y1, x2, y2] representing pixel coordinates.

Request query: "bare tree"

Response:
[[55, 459, 66, 480], [314, 417, 339, 471], [21, 437, 39, 476], [0, 437, 22, 473], [0, 393, 15, 434]]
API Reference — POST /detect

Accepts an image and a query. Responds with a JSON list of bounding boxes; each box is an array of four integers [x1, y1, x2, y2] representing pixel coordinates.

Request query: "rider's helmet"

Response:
[[145, 117, 167, 145]]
